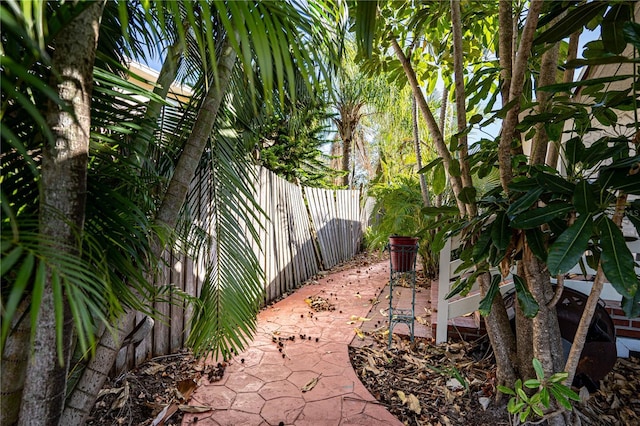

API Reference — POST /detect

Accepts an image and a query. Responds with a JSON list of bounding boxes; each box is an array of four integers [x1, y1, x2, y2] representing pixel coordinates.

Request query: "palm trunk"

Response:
[[1, 300, 31, 424], [155, 36, 237, 232], [132, 25, 187, 163], [18, 3, 104, 425], [390, 37, 466, 216], [61, 32, 238, 426]]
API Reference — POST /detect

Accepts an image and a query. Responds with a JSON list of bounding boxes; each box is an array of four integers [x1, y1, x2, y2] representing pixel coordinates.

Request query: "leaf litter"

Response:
[[349, 330, 640, 426]]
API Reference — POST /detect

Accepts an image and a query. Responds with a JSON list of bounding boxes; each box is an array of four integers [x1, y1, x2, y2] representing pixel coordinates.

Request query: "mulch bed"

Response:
[[349, 329, 640, 426]]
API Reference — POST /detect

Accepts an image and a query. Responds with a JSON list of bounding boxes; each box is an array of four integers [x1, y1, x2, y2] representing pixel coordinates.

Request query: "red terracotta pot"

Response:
[[389, 236, 418, 272]]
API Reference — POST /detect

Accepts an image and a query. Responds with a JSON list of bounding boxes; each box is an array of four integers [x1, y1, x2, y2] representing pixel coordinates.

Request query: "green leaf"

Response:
[[498, 385, 516, 396], [538, 75, 633, 93], [446, 273, 478, 299], [418, 157, 442, 174], [549, 372, 569, 383], [472, 230, 493, 263], [599, 216, 637, 299], [623, 22, 640, 49], [602, 3, 632, 54], [469, 114, 483, 124], [511, 204, 573, 229], [432, 162, 446, 195], [1, 253, 34, 350], [573, 180, 598, 215], [532, 358, 544, 381], [448, 160, 461, 177], [540, 387, 550, 407], [479, 274, 501, 316], [30, 260, 46, 345], [491, 211, 510, 251], [458, 186, 477, 204], [565, 137, 585, 171], [536, 173, 575, 195], [598, 167, 640, 195], [551, 382, 581, 401], [506, 187, 544, 219], [520, 406, 531, 423], [547, 214, 593, 275], [526, 229, 548, 261], [513, 275, 539, 318], [524, 379, 541, 389], [0, 246, 23, 277], [621, 293, 640, 318], [534, 2, 607, 45], [550, 387, 573, 410]]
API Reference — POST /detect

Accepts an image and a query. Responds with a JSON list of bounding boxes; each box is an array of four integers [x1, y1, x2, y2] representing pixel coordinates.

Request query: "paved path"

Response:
[[183, 259, 403, 426]]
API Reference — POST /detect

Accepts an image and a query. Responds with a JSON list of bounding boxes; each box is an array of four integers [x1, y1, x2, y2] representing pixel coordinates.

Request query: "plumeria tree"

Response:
[[352, 2, 639, 424]]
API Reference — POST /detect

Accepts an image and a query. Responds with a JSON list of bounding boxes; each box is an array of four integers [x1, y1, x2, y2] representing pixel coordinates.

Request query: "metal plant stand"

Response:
[[387, 241, 419, 348]]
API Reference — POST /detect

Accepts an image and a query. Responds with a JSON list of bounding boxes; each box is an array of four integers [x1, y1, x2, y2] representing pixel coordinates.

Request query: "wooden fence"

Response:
[[117, 167, 365, 369]]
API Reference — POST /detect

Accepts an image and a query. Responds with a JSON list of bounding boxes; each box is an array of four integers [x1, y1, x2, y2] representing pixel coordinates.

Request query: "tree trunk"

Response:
[[478, 272, 518, 389], [565, 194, 628, 385], [61, 32, 238, 426], [18, 3, 104, 425], [390, 37, 466, 216], [530, 18, 561, 166], [498, 0, 543, 193], [1, 300, 31, 425], [523, 247, 564, 375], [450, 0, 475, 217], [132, 25, 187, 163], [546, 30, 580, 168], [341, 126, 353, 187], [498, 0, 513, 106], [412, 96, 430, 207], [155, 36, 237, 234]]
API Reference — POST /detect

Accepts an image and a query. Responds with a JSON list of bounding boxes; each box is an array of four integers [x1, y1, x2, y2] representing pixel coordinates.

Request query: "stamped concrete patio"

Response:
[[182, 257, 413, 425]]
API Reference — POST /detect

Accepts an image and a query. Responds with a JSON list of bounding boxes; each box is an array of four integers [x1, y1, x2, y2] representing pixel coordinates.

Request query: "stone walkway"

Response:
[[182, 259, 404, 425]]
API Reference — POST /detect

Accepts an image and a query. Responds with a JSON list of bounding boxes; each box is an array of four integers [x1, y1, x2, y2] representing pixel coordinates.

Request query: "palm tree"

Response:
[[1, 1, 334, 424]]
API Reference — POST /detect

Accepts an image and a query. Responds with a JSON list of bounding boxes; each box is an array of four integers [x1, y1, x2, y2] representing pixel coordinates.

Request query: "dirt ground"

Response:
[[88, 253, 640, 425]]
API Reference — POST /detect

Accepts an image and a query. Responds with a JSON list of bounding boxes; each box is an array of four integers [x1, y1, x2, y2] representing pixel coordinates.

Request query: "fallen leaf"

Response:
[[301, 376, 319, 392], [407, 393, 421, 414], [176, 378, 197, 401], [97, 387, 123, 399], [111, 381, 129, 410], [142, 363, 167, 375], [354, 328, 365, 340], [178, 405, 213, 413], [396, 390, 407, 404]]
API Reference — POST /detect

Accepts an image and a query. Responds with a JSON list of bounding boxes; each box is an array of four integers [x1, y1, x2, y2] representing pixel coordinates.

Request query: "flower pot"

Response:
[[389, 236, 419, 272]]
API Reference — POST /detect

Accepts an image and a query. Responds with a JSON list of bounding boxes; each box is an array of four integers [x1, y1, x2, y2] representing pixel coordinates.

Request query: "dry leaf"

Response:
[[407, 393, 421, 414], [349, 315, 371, 322], [142, 363, 167, 375], [301, 376, 319, 392], [111, 381, 129, 410], [354, 328, 365, 340], [396, 390, 407, 404], [354, 293, 362, 298], [97, 387, 123, 399], [379, 309, 388, 317], [176, 378, 197, 401], [178, 405, 213, 413]]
